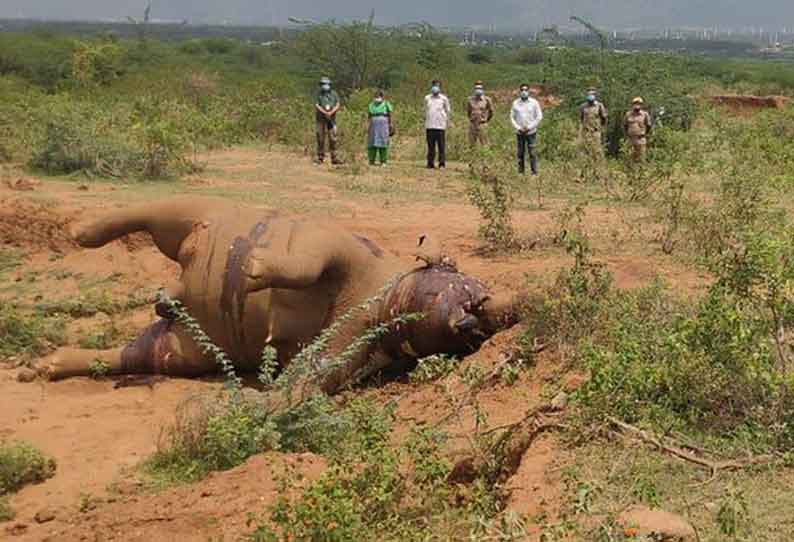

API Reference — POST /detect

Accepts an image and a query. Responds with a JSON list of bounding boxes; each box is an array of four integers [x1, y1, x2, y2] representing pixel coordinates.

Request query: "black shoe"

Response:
[[439, 163, 446, 169], [427, 164, 435, 169]]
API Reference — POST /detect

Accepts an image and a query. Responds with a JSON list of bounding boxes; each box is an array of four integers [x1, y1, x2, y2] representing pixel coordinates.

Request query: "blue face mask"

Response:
[[474, 88, 484, 97], [587, 94, 596, 103], [520, 90, 529, 99], [431, 86, 440, 95]]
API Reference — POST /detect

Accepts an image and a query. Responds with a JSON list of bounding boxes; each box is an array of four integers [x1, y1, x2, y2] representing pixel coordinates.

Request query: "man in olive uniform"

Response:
[[578, 89, 608, 181], [623, 97, 652, 162], [579, 89, 608, 158], [315, 76, 342, 165], [466, 81, 494, 147]]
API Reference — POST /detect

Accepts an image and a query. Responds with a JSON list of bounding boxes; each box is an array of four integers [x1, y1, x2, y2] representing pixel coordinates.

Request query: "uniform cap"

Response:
[[632, 96, 644, 104], [320, 76, 331, 84]]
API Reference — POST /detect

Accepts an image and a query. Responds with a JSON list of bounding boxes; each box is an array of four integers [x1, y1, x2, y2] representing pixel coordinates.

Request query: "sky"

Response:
[[2, 1, 794, 30]]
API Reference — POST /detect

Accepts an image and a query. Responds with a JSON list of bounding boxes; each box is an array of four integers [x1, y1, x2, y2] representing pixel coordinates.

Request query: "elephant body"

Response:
[[41, 196, 519, 393]]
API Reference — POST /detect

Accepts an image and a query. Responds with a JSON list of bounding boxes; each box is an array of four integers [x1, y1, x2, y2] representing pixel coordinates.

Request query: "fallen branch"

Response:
[[448, 403, 566, 485], [608, 417, 779, 485]]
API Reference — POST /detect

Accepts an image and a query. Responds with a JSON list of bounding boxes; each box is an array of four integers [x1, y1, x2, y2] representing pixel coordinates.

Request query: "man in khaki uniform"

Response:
[[466, 81, 494, 147], [623, 97, 652, 162], [579, 89, 608, 158]]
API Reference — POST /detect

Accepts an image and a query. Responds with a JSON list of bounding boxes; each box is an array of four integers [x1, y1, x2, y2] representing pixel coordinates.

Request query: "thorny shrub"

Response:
[[466, 148, 517, 250]]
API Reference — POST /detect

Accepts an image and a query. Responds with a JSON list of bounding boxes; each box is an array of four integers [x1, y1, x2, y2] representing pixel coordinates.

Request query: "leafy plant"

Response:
[[0, 441, 56, 495]]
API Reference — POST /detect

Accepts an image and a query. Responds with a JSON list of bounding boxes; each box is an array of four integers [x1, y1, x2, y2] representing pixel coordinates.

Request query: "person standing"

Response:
[[315, 76, 342, 165], [578, 89, 608, 158], [366, 90, 394, 166], [424, 80, 451, 169], [466, 80, 494, 147], [511, 84, 543, 175], [578, 89, 608, 181], [623, 97, 652, 162]]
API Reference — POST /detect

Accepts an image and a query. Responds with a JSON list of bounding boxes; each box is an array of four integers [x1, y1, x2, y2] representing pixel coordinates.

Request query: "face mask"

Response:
[[587, 95, 596, 103], [431, 86, 440, 95], [321, 84, 331, 92], [374, 97, 383, 103], [520, 90, 529, 99], [474, 88, 484, 97]]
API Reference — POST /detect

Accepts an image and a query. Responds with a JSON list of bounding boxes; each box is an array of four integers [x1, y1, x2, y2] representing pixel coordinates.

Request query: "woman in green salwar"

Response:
[[366, 90, 394, 166]]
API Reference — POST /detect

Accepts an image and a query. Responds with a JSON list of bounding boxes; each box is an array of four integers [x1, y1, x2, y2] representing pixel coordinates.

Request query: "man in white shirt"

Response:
[[511, 83, 543, 175], [424, 80, 451, 169]]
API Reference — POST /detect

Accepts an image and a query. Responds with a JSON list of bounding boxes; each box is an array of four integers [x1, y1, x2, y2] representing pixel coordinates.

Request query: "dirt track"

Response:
[[0, 148, 705, 540]]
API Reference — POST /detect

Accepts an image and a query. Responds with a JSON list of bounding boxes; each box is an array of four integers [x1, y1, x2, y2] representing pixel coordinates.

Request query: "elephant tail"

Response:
[[70, 196, 228, 261]]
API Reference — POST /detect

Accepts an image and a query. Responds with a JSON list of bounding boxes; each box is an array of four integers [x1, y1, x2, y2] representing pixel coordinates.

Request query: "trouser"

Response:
[[629, 135, 647, 161], [582, 131, 604, 159], [426, 129, 446, 167], [316, 119, 338, 162], [469, 123, 488, 146], [367, 146, 389, 164], [580, 131, 605, 182], [517, 132, 538, 175]]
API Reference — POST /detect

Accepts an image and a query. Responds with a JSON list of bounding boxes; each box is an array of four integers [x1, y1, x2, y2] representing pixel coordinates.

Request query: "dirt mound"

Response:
[[0, 197, 77, 253], [710, 94, 790, 112], [6, 453, 324, 542], [0, 196, 154, 254]]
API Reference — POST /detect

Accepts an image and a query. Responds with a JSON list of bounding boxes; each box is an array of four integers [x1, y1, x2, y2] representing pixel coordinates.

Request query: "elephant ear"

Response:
[[413, 234, 456, 269]]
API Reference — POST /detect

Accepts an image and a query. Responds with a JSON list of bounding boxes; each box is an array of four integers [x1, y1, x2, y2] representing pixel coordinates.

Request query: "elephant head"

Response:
[[379, 262, 525, 361]]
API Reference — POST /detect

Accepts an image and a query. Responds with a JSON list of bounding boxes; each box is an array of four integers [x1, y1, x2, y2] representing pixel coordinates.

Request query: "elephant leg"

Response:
[[38, 320, 214, 381]]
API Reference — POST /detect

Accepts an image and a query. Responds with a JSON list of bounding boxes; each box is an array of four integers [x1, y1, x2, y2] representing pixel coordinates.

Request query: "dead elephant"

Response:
[[39, 196, 523, 394]]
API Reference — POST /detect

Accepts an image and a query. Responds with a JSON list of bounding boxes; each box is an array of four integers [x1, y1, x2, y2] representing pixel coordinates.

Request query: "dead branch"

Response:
[[608, 417, 779, 485], [448, 403, 566, 485]]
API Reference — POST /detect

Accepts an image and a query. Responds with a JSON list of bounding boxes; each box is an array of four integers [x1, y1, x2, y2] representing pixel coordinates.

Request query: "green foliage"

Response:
[[71, 39, 125, 87], [0, 301, 67, 362], [88, 358, 111, 379], [717, 486, 751, 538], [0, 497, 14, 522], [145, 393, 280, 484], [466, 46, 495, 64], [466, 152, 516, 250], [0, 33, 75, 89], [247, 402, 515, 542], [410, 353, 459, 383], [0, 441, 56, 495], [512, 47, 546, 65]]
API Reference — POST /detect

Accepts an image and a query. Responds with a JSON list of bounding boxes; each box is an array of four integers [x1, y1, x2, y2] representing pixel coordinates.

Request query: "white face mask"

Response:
[[321, 84, 331, 92], [374, 97, 384, 103], [520, 90, 529, 99], [431, 86, 440, 95], [474, 88, 484, 97]]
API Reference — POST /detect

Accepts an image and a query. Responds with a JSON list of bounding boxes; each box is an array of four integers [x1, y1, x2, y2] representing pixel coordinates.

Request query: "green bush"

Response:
[[0, 441, 56, 495], [145, 393, 280, 483]]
